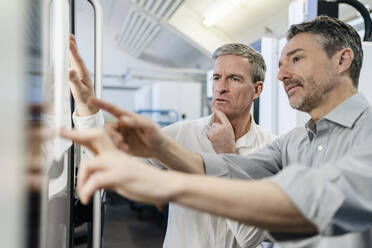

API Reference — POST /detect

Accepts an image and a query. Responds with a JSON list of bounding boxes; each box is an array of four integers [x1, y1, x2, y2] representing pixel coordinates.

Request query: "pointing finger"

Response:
[[60, 128, 101, 154], [118, 114, 155, 130], [88, 98, 134, 119]]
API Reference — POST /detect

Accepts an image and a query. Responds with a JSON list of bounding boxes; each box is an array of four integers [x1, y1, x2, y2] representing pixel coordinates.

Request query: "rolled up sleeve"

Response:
[[201, 139, 283, 180], [202, 153, 231, 177], [269, 165, 344, 239], [269, 144, 372, 239]]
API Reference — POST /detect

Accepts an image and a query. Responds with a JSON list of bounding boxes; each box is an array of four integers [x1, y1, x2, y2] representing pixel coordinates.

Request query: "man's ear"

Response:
[[253, 81, 263, 100], [337, 48, 354, 75]]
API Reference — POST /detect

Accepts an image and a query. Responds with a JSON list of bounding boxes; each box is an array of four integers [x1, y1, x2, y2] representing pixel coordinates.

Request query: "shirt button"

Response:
[[317, 145, 324, 151]]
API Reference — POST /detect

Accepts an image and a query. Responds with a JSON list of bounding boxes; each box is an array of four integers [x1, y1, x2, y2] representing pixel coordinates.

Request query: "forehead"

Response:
[[280, 32, 325, 60], [213, 54, 253, 74]]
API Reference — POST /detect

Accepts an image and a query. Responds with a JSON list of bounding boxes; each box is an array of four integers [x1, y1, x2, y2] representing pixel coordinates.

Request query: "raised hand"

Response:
[[206, 109, 236, 154], [69, 34, 99, 116]]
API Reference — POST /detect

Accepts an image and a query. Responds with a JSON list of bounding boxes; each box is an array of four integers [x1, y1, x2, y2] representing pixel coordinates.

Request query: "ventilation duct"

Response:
[[117, 0, 184, 57]]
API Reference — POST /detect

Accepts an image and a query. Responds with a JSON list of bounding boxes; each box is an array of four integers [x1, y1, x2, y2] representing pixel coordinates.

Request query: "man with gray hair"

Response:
[[152, 43, 276, 248]]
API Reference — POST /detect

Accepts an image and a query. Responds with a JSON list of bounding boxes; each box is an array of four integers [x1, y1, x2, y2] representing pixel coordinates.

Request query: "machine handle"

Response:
[[85, 1, 103, 248]]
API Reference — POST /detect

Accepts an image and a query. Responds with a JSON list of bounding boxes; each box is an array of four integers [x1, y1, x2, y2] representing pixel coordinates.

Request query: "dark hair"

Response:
[[212, 43, 266, 83], [287, 15, 363, 88]]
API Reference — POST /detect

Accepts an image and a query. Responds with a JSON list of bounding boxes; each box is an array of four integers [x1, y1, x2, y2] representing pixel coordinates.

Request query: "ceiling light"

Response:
[[203, 0, 246, 27]]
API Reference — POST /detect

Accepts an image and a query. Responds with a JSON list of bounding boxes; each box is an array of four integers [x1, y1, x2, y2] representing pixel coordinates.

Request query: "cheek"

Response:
[[232, 87, 252, 104], [212, 84, 218, 96], [301, 64, 327, 84], [240, 86, 255, 98]]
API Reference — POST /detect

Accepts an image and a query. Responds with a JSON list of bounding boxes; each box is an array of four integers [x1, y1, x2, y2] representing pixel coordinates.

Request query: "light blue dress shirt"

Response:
[[201, 92, 372, 247]]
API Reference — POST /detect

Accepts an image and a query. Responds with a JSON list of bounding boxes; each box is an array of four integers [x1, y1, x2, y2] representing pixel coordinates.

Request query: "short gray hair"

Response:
[[212, 43, 266, 83], [287, 15, 363, 88]]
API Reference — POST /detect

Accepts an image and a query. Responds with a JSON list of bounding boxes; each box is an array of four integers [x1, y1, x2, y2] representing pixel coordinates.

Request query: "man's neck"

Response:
[[229, 113, 252, 141], [310, 80, 357, 123]]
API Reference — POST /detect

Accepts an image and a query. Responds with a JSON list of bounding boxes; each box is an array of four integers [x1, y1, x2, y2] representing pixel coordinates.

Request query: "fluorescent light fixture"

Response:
[[203, 0, 246, 27]]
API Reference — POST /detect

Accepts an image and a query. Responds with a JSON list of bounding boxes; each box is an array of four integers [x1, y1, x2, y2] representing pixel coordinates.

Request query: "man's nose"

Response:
[[215, 79, 229, 94], [278, 64, 292, 82]]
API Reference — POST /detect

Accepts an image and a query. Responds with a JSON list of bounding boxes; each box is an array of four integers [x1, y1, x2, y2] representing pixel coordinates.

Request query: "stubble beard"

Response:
[[292, 76, 337, 113]]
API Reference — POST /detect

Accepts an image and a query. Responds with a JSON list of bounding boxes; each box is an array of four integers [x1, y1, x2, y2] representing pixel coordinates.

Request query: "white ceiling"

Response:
[[170, 0, 372, 52], [182, 0, 293, 43], [89, 0, 372, 74]]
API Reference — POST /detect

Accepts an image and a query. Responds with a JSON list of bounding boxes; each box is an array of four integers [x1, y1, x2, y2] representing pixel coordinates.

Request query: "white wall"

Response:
[[151, 81, 202, 121], [259, 37, 279, 134], [102, 89, 136, 112], [102, 80, 202, 124], [359, 42, 372, 104]]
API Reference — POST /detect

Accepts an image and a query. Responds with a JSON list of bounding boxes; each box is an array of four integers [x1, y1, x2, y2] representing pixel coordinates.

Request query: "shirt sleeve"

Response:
[[226, 219, 268, 248], [268, 143, 372, 239], [72, 110, 105, 160], [201, 137, 283, 180], [72, 110, 105, 129], [162, 121, 181, 138]]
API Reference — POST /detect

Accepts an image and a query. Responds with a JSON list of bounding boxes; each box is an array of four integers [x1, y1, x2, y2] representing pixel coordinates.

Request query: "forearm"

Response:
[[168, 172, 317, 233], [155, 137, 206, 174]]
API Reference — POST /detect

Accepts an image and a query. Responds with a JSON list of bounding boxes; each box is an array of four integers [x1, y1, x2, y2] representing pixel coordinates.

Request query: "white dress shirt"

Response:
[[158, 115, 276, 248]]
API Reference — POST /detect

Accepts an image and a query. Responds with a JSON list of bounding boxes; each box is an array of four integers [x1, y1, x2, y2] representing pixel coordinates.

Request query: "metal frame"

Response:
[[77, 1, 103, 248]]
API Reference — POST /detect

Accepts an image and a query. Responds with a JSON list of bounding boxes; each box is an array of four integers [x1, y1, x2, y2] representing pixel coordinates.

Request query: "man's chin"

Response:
[[212, 105, 227, 113], [289, 101, 300, 110], [289, 95, 301, 108], [289, 100, 307, 112]]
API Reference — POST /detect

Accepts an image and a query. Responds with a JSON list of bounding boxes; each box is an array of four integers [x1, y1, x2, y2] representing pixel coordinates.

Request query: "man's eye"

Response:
[[293, 56, 301, 63], [213, 76, 220, 81], [231, 77, 240, 82]]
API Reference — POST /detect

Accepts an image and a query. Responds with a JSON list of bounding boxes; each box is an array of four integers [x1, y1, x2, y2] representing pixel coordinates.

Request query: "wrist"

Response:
[[76, 105, 99, 117], [166, 171, 188, 202], [214, 143, 236, 154], [154, 133, 172, 159]]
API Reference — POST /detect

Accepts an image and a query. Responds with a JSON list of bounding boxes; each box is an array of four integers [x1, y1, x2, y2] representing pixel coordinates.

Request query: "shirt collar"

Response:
[[323, 92, 369, 128], [304, 92, 369, 140], [236, 115, 257, 149]]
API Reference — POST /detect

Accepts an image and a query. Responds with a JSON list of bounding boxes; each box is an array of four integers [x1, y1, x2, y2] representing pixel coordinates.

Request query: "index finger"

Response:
[[212, 108, 230, 125], [69, 34, 89, 75], [60, 128, 100, 154], [88, 98, 135, 119]]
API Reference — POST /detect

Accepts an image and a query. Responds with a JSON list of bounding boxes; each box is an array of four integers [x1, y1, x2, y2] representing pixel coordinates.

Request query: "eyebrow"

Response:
[[279, 48, 305, 68], [286, 48, 304, 57], [213, 73, 244, 79]]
